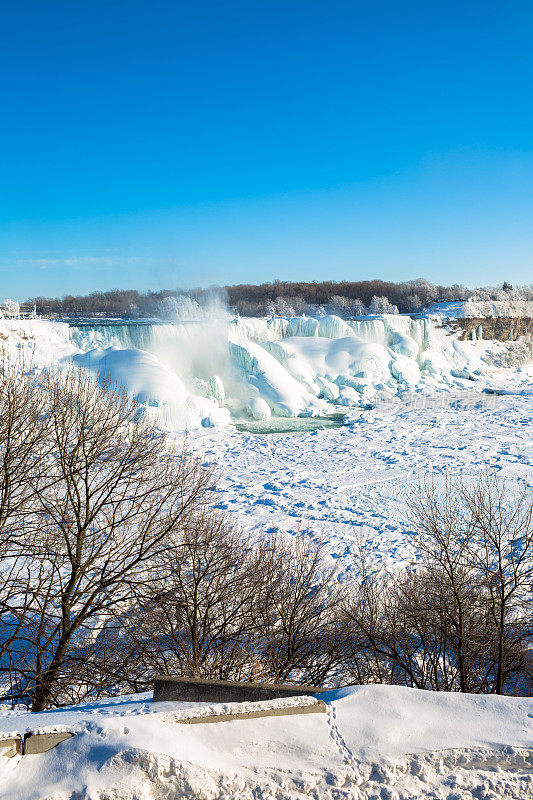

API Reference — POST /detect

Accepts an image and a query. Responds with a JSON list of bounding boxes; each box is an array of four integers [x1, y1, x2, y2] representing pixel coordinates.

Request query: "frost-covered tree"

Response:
[[368, 296, 399, 315], [326, 295, 351, 316], [404, 294, 423, 313], [266, 297, 296, 317], [158, 294, 204, 320], [289, 296, 311, 315], [3, 299, 20, 318], [351, 299, 367, 316]]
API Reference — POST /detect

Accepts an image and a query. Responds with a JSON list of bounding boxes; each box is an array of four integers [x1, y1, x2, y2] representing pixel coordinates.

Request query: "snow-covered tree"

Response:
[[3, 299, 20, 318], [290, 296, 311, 315], [326, 295, 351, 316], [266, 297, 296, 317], [351, 299, 367, 316], [405, 294, 423, 313], [368, 295, 399, 315]]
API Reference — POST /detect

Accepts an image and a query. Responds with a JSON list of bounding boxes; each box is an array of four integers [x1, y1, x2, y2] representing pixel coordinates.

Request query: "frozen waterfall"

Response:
[[64, 314, 490, 431]]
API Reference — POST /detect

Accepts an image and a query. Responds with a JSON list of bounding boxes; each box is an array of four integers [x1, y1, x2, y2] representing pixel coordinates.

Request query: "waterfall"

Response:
[[66, 313, 486, 430]]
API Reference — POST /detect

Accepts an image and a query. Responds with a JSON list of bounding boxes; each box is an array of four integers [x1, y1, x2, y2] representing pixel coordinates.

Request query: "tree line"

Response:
[[27, 280, 533, 319], [0, 357, 531, 710], [27, 278, 471, 318]]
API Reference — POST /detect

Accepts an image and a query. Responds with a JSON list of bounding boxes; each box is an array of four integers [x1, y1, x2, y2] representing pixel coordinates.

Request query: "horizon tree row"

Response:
[[27, 278, 477, 318]]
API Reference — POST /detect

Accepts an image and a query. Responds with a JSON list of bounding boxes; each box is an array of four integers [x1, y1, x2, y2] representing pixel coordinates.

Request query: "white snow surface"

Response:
[[0, 319, 74, 361], [0, 686, 532, 799], [195, 382, 533, 575]]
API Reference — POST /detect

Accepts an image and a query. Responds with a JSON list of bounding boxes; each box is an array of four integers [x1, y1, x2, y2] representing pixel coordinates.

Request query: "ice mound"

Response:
[[265, 336, 392, 386], [229, 339, 327, 417], [66, 347, 231, 431]]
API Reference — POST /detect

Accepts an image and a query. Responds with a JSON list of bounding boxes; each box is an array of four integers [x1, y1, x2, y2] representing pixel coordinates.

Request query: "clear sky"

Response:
[[1, 0, 532, 300]]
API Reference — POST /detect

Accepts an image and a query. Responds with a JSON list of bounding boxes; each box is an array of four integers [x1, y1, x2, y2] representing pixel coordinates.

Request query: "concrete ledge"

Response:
[[0, 736, 23, 757], [24, 731, 75, 754], [153, 676, 329, 704], [176, 698, 327, 724]]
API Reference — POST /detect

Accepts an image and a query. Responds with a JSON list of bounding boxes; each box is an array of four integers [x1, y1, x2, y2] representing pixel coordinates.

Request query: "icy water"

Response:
[[233, 413, 346, 434]]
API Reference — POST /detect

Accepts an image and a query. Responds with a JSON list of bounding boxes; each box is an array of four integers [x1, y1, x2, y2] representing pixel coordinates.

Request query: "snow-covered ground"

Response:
[[1, 316, 532, 797], [1, 685, 532, 799], [192, 380, 533, 575], [428, 297, 533, 319]]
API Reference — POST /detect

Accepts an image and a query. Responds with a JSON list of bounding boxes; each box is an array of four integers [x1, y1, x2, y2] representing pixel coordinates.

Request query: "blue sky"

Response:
[[1, 0, 532, 300]]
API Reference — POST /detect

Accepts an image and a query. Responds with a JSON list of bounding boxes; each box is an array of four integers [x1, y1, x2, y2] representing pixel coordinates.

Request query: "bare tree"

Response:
[[405, 473, 533, 694], [462, 474, 533, 694], [96, 528, 346, 692], [251, 533, 343, 685], [17, 368, 214, 711], [122, 511, 265, 682], [0, 355, 53, 696], [406, 475, 480, 692], [0, 354, 51, 536], [2, 359, 529, 706]]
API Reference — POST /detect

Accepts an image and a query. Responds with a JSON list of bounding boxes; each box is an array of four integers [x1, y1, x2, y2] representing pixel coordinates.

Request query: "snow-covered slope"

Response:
[[1, 686, 532, 799]]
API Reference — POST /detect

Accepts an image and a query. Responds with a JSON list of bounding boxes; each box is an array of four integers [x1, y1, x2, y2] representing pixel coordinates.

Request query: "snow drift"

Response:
[[1, 685, 532, 799]]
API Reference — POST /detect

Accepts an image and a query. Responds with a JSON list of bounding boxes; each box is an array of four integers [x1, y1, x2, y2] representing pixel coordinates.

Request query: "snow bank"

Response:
[[328, 684, 533, 761], [0, 319, 75, 362], [1, 685, 532, 799]]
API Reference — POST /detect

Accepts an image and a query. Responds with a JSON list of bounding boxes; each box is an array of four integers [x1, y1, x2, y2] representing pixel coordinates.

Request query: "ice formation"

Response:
[[0, 314, 519, 431], [59, 313, 519, 430]]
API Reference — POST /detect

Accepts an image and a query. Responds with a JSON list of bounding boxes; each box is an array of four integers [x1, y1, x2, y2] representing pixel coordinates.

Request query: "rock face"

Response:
[[451, 317, 533, 342]]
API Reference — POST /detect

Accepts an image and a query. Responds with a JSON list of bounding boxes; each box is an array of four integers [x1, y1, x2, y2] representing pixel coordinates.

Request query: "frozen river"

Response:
[[192, 387, 533, 574]]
